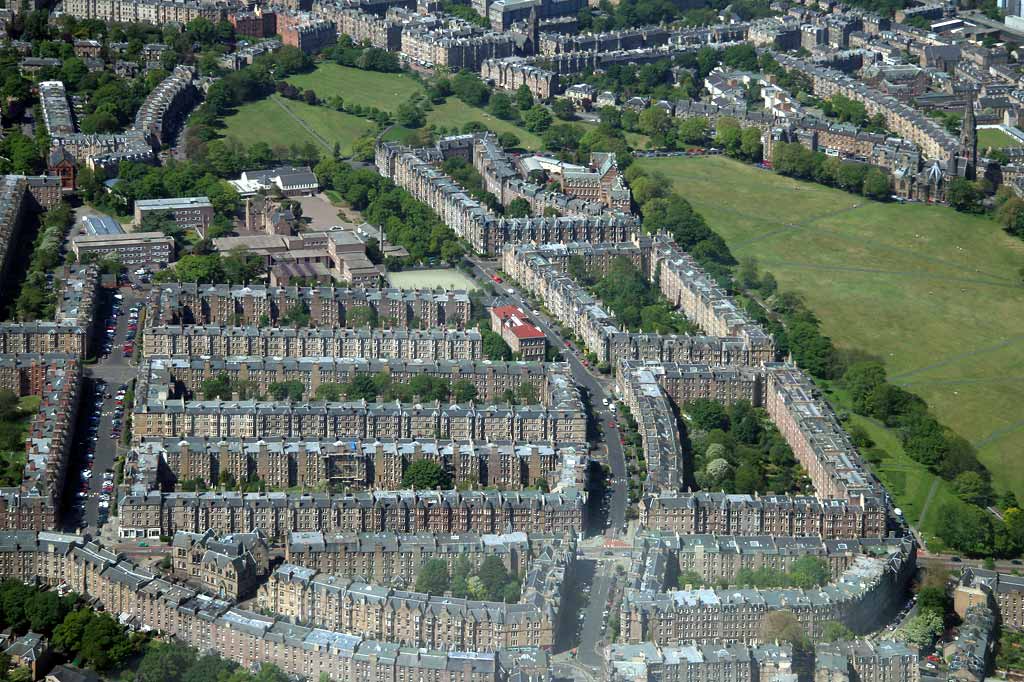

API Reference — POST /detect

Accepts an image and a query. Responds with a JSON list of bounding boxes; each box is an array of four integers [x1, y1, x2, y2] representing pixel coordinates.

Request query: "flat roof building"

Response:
[[71, 231, 175, 267], [80, 214, 124, 236], [133, 196, 214, 237]]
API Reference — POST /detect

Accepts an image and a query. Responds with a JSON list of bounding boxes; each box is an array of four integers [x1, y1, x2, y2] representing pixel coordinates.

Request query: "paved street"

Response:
[[466, 255, 628, 532], [577, 561, 614, 668], [61, 286, 144, 533]]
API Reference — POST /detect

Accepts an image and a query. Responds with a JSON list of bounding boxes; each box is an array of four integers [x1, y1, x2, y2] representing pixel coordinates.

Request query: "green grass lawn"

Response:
[[287, 63, 424, 113], [978, 127, 1023, 150], [636, 155, 1024, 504], [220, 95, 375, 155], [425, 99, 544, 150]]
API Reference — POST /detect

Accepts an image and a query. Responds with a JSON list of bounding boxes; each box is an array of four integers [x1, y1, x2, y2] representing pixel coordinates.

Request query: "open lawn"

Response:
[[636, 155, 1024, 509], [426, 99, 544, 150], [978, 127, 1023, 150], [287, 63, 424, 113], [220, 95, 375, 155]]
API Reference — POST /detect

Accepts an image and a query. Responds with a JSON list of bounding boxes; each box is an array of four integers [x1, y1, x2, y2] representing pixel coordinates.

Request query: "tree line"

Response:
[[772, 142, 892, 200], [314, 157, 465, 266], [675, 555, 830, 590], [414, 556, 522, 603]]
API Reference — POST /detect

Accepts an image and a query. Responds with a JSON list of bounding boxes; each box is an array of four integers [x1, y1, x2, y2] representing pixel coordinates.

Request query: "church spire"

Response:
[[960, 88, 977, 179]]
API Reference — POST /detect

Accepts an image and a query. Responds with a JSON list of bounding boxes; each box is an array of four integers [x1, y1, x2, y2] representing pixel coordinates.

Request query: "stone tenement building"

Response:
[[0, 176, 62, 290], [501, 240, 773, 366], [650, 238, 771, 350], [59, 0, 226, 24], [958, 568, 1024, 630], [0, 531, 546, 682], [131, 353, 587, 444], [814, 641, 921, 682], [617, 361, 764, 409], [400, 23, 516, 71], [605, 641, 794, 682], [138, 355, 563, 406], [639, 492, 886, 539], [375, 138, 635, 255], [324, 6, 402, 50], [0, 354, 76, 397], [257, 541, 572, 650], [150, 283, 472, 329], [126, 437, 588, 492], [44, 69, 199, 181], [133, 66, 199, 150], [142, 326, 484, 361], [115, 488, 586, 540], [620, 539, 915, 645], [171, 529, 270, 599], [772, 53, 959, 166], [765, 365, 881, 503], [0, 356, 82, 532], [130, 398, 587, 444], [480, 58, 558, 100], [631, 532, 911, 590], [283, 530, 553, 585]]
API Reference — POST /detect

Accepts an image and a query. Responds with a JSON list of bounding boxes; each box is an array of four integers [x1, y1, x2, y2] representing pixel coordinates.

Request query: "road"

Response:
[[577, 560, 614, 668], [61, 285, 144, 533], [466, 255, 627, 533]]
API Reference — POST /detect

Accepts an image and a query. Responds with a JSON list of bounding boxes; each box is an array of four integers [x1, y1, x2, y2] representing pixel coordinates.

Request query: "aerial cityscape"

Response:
[[0, 0, 1020, 681]]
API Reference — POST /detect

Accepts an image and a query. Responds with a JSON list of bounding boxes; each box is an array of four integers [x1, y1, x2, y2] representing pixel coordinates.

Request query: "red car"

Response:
[[491, 275, 503, 284]]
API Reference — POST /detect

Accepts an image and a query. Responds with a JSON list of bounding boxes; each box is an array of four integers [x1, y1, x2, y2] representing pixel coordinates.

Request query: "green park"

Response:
[[636, 155, 1024, 540]]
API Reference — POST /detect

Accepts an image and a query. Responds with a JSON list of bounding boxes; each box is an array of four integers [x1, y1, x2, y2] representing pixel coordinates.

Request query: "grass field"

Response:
[[978, 127, 1023, 150], [287, 63, 424, 113], [635, 155, 1024, 516], [388, 268, 479, 291], [426, 100, 544, 150], [220, 95, 375, 155]]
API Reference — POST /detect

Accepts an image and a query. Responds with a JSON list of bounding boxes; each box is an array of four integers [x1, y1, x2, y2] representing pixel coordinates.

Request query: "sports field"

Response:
[[220, 95, 375, 155], [978, 127, 1024, 150], [388, 269, 479, 291], [287, 63, 424, 112], [636, 156, 1024, 531]]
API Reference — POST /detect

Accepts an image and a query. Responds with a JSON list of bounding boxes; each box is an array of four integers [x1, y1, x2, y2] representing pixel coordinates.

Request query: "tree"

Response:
[[947, 178, 984, 213], [505, 198, 531, 218], [678, 117, 709, 145], [315, 383, 345, 401], [515, 84, 534, 110], [953, 471, 991, 506], [415, 559, 451, 595], [901, 610, 943, 646], [516, 382, 538, 404], [759, 610, 810, 651], [818, 621, 855, 643], [862, 167, 890, 200], [498, 132, 520, 149], [268, 380, 305, 402], [481, 329, 513, 360], [136, 642, 197, 682], [79, 612, 133, 670], [402, 459, 450, 490], [789, 556, 830, 589], [522, 105, 552, 133], [686, 399, 730, 431], [397, 100, 424, 128], [452, 379, 478, 403], [489, 93, 515, 120], [551, 98, 576, 120], [477, 555, 512, 602], [53, 609, 92, 654]]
